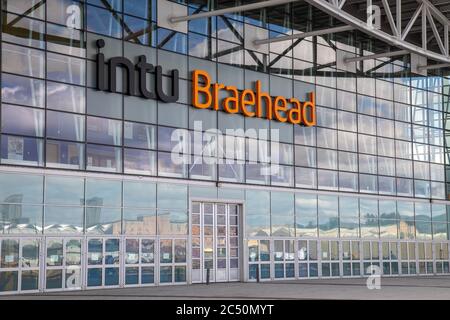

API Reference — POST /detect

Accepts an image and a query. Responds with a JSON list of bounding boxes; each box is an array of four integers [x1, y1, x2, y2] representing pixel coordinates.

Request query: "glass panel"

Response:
[[21, 240, 39, 268], [125, 267, 139, 285], [141, 266, 154, 284], [2, 105, 44, 137], [123, 181, 155, 208], [318, 196, 338, 238], [46, 111, 84, 141], [87, 4, 122, 38], [66, 239, 81, 266], [2, 13, 45, 49], [0, 205, 43, 234], [141, 239, 155, 264], [126, 239, 139, 264], [46, 140, 84, 170], [260, 240, 270, 261], [21, 270, 39, 291], [45, 176, 84, 205], [47, 52, 85, 85], [2, 74, 45, 107], [157, 210, 188, 235], [248, 240, 258, 262], [175, 239, 186, 263], [47, 82, 85, 113], [105, 267, 119, 286], [160, 266, 172, 283], [46, 269, 62, 289], [44, 206, 84, 234], [123, 209, 156, 235], [46, 240, 63, 267], [175, 266, 186, 282], [86, 179, 121, 207], [87, 268, 102, 287], [86, 207, 122, 235], [124, 148, 156, 175], [105, 239, 120, 265], [274, 240, 283, 261], [2, 43, 44, 78], [160, 239, 172, 264], [88, 239, 103, 265]]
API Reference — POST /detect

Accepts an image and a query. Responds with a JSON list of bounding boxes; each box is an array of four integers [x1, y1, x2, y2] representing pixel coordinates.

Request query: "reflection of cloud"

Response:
[[1, 86, 22, 97], [47, 83, 68, 96]]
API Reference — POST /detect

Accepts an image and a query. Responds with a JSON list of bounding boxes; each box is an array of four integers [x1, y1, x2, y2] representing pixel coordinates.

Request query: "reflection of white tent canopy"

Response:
[[1, 223, 42, 233], [43, 224, 83, 233], [86, 223, 113, 234]]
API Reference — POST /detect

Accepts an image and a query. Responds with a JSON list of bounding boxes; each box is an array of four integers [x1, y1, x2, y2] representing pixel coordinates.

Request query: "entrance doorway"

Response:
[[190, 202, 241, 283], [45, 237, 82, 291]]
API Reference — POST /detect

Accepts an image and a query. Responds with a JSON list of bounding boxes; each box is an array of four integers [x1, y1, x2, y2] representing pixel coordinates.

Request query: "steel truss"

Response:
[[304, 0, 450, 69]]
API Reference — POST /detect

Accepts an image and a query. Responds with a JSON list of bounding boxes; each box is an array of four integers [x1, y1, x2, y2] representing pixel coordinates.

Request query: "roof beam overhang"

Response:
[[418, 63, 450, 71], [169, 0, 298, 24], [253, 25, 354, 46], [344, 50, 409, 63]]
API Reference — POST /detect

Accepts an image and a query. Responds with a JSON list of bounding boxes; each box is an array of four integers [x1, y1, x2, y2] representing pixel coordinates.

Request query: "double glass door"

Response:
[[45, 238, 82, 290], [191, 202, 241, 283], [0, 238, 40, 293], [86, 238, 120, 288]]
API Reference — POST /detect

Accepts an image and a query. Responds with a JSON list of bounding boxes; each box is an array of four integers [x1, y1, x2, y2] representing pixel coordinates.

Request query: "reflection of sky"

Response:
[[1, 74, 45, 108]]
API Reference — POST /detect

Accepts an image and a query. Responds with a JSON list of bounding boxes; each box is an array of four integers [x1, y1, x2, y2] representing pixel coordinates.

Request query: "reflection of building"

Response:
[[1, 195, 23, 222], [111, 214, 187, 235], [85, 198, 103, 228], [1, 195, 33, 233]]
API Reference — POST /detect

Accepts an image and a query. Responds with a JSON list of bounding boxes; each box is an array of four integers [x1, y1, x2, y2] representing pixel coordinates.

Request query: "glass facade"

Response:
[[0, 0, 450, 293]]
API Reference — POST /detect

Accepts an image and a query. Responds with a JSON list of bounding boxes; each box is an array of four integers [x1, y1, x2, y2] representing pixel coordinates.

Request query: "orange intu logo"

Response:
[[192, 70, 316, 126]]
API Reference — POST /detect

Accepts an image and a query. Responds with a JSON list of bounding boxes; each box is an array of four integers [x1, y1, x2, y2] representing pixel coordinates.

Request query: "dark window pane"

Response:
[[1, 74, 45, 108], [2, 43, 45, 78], [1, 105, 44, 137], [1, 135, 43, 166], [124, 122, 156, 149], [47, 52, 85, 86], [86, 144, 122, 173], [157, 28, 187, 54], [46, 140, 84, 170], [46, 110, 85, 141], [87, 5, 122, 38], [87, 117, 122, 146], [3, 0, 45, 19], [124, 148, 156, 175], [124, 0, 154, 19], [123, 15, 155, 46], [2, 13, 45, 49], [46, 23, 86, 57], [47, 81, 85, 113]]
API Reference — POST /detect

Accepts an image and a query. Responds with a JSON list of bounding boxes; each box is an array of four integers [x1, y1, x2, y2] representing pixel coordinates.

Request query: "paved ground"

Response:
[[3, 276, 450, 300]]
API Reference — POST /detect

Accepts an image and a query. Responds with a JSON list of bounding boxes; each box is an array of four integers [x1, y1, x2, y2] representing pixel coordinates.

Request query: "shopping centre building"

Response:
[[1, 0, 450, 294]]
